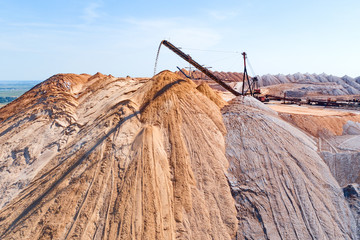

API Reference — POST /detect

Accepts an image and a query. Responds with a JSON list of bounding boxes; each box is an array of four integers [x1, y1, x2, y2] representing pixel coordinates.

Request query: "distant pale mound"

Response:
[[196, 82, 227, 108], [259, 73, 360, 96], [0, 71, 237, 239], [223, 96, 356, 239]]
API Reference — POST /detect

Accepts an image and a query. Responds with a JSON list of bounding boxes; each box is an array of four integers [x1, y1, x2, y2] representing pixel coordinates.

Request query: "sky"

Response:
[[0, 0, 359, 80]]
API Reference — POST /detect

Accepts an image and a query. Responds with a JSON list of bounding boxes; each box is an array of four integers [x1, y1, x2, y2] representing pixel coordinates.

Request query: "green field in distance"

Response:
[[0, 80, 40, 107]]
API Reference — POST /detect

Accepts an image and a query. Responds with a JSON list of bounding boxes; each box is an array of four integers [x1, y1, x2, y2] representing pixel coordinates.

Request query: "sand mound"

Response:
[[223, 96, 356, 239], [196, 82, 227, 108], [231, 96, 278, 116], [0, 71, 236, 239]]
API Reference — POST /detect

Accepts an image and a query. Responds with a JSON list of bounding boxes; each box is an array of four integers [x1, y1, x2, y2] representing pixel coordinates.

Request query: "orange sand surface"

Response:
[[268, 104, 360, 136]]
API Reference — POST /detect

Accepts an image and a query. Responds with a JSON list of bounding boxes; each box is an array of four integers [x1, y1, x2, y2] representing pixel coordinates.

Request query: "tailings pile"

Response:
[[0, 71, 357, 239], [0, 71, 236, 239]]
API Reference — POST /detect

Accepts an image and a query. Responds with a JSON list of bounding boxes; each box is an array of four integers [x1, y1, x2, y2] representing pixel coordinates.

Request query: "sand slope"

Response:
[[223, 96, 356, 239]]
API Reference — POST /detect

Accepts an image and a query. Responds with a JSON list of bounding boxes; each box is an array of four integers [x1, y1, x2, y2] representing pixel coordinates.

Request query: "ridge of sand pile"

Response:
[[0, 73, 91, 122], [0, 71, 237, 239], [223, 96, 356, 239], [196, 82, 227, 108], [269, 104, 360, 136]]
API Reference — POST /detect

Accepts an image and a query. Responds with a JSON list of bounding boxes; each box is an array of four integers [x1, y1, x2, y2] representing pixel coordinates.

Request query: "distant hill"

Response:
[[259, 73, 360, 95]]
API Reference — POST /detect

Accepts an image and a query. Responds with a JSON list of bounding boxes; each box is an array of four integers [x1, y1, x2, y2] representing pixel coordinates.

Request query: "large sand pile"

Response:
[[0, 71, 237, 239], [196, 82, 227, 108], [223, 96, 356, 239], [0, 71, 358, 239]]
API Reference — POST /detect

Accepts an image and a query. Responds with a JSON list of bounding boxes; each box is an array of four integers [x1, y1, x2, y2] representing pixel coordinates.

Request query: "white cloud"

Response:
[[82, 2, 101, 24], [207, 10, 239, 20]]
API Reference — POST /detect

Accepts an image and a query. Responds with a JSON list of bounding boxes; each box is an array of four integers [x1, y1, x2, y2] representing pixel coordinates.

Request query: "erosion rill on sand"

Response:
[[0, 71, 358, 239]]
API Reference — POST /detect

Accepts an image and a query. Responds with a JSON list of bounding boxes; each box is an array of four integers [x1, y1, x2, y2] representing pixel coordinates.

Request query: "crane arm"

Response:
[[176, 66, 191, 79], [160, 40, 241, 96]]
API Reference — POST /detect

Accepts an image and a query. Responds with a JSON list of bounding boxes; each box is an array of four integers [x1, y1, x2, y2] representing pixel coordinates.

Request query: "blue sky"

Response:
[[0, 0, 359, 80]]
